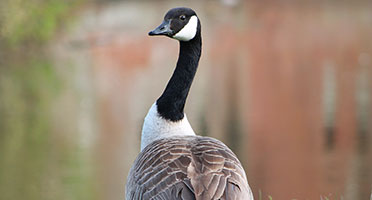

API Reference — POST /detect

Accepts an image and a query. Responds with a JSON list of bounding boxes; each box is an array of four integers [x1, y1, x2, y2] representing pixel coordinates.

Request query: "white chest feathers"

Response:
[[141, 103, 196, 151], [173, 15, 198, 41]]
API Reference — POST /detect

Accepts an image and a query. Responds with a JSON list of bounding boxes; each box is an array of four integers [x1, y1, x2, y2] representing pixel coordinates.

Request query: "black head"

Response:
[[148, 7, 200, 41]]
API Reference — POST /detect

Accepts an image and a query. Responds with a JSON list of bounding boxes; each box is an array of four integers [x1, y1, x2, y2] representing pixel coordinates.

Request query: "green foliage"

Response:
[[0, 57, 58, 199], [0, 0, 83, 46], [0, 0, 97, 199], [0, 47, 97, 200]]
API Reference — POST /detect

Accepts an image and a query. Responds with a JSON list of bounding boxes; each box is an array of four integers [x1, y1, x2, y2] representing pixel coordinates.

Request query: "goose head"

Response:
[[149, 7, 200, 42]]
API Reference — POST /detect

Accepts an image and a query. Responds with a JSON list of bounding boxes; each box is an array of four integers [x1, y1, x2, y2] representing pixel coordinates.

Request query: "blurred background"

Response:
[[0, 0, 371, 199]]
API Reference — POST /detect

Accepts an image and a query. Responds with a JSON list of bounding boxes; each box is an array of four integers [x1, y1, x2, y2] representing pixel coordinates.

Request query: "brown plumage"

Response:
[[126, 136, 253, 200]]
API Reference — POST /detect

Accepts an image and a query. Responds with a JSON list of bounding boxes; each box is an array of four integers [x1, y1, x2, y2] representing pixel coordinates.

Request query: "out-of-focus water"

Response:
[[0, 1, 371, 199]]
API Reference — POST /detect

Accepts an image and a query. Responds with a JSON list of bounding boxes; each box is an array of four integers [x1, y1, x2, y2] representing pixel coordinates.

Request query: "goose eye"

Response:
[[179, 15, 186, 20]]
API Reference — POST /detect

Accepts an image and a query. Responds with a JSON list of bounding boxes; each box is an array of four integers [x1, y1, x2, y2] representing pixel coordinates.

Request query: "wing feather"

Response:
[[126, 136, 253, 200]]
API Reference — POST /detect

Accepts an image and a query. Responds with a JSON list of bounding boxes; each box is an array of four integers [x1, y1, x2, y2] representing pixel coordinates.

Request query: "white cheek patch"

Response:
[[173, 15, 198, 41]]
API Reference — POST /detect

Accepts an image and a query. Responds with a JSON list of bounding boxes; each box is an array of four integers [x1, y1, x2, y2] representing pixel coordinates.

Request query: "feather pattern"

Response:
[[126, 135, 253, 200]]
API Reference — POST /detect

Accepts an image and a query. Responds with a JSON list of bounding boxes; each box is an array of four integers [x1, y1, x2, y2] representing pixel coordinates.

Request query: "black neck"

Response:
[[156, 33, 202, 121]]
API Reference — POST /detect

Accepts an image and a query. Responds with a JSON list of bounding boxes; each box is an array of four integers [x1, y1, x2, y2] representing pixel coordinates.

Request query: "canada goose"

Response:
[[126, 7, 253, 200]]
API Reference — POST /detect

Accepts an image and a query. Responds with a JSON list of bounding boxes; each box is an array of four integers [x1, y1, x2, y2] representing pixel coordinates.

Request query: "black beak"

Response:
[[148, 20, 173, 36]]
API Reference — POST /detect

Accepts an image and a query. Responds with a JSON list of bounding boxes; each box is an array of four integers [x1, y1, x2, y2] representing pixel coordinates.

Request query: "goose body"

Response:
[[126, 7, 253, 200]]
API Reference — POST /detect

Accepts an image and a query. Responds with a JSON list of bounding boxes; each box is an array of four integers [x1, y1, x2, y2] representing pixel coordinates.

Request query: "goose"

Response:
[[126, 7, 254, 200]]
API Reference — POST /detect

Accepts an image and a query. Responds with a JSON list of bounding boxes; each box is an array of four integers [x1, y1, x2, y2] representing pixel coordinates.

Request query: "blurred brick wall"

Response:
[[55, 1, 372, 199]]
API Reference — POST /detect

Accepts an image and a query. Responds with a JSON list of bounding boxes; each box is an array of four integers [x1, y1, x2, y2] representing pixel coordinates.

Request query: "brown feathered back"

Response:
[[126, 135, 253, 200]]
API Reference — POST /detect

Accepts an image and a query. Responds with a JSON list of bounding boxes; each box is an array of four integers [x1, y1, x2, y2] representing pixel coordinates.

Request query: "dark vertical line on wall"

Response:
[[198, 112, 208, 137], [225, 60, 242, 156], [355, 61, 370, 154], [323, 62, 337, 151]]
